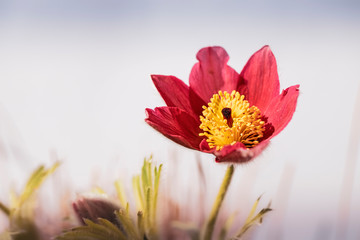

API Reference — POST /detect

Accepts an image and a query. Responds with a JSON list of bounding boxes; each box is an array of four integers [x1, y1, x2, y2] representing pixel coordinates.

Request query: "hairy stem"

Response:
[[204, 165, 234, 240]]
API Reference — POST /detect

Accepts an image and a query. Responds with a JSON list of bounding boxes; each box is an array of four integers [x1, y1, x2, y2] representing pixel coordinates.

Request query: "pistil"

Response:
[[221, 107, 233, 127]]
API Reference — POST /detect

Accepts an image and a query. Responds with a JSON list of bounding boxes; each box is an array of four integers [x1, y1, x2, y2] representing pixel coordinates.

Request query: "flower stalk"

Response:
[[204, 165, 234, 240]]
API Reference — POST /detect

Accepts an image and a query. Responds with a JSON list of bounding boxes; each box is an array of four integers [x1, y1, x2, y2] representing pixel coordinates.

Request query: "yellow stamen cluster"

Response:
[[199, 91, 265, 151]]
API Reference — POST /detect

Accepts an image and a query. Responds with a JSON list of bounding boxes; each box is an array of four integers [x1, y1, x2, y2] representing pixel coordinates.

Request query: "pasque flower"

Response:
[[72, 197, 120, 226], [145, 46, 299, 163]]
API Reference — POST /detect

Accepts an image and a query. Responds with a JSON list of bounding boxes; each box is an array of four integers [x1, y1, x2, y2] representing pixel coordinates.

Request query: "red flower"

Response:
[[145, 46, 299, 163]]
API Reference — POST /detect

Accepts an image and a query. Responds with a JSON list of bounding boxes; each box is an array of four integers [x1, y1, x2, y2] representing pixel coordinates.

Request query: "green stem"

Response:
[[204, 165, 234, 240]]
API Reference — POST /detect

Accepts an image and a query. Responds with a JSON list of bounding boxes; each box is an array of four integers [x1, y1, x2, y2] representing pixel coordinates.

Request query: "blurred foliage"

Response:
[[56, 157, 163, 240], [231, 196, 272, 239], [172, 196, 271, 240], [56, 156, 271, 240], [0, 158, 271, 240], [0, 162, 60, 240]]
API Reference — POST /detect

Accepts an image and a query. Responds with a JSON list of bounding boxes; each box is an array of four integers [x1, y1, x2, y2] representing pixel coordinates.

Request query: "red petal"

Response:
[[145, 107, 202, 150], [239, 46, 280, 112], [199, 139, 214, 153], [214, 140, 270, 163], [151, 75, 191, 111], [264, 85, 300, 137], [189, 46, 239, 103], [151, 75, 204, 117]]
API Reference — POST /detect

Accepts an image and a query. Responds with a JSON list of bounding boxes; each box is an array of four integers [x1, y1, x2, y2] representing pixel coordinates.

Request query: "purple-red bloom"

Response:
[[73, 197, 120, 226], [145, 46, 299, 163]]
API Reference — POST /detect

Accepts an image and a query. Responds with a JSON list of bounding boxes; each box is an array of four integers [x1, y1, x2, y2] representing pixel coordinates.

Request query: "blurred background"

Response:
[[0, 0, 360, 239]]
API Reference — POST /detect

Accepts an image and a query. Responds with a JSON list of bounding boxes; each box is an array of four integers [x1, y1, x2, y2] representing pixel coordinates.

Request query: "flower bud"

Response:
[[72, 197, 120, 226]]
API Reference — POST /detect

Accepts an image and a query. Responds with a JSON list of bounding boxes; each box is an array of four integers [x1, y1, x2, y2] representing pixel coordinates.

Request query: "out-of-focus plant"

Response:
[[172, 167, 272, 240], [56, 157, 163, 240], [0, 158, 271, 240], [230, 196, 272, 240], [56, 157, 271, 240], [0, 162, 60, 240]]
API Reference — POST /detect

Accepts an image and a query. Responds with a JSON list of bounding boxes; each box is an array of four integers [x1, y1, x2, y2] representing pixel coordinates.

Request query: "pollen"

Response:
[[199, 91, 265, 151]]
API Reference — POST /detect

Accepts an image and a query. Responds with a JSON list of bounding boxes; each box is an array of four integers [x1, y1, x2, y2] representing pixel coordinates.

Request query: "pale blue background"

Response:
[[1, 0, 360, 239]]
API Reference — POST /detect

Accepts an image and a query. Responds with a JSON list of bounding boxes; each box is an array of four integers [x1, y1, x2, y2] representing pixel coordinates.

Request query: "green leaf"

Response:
[[132, 175, 144, 211], [0, 162, 60, 240], [17, 162, 60, 207], [152, 164, 162, 223], [233, 196, 272, 239], [56, 218, 127, 240], [114, 210, 140, 239], [114, 180, 127, 207], [137, 211, 145, 238]]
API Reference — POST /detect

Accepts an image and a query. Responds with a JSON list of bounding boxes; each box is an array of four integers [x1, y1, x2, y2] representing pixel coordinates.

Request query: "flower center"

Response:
[[199, 91, 265, 151]]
